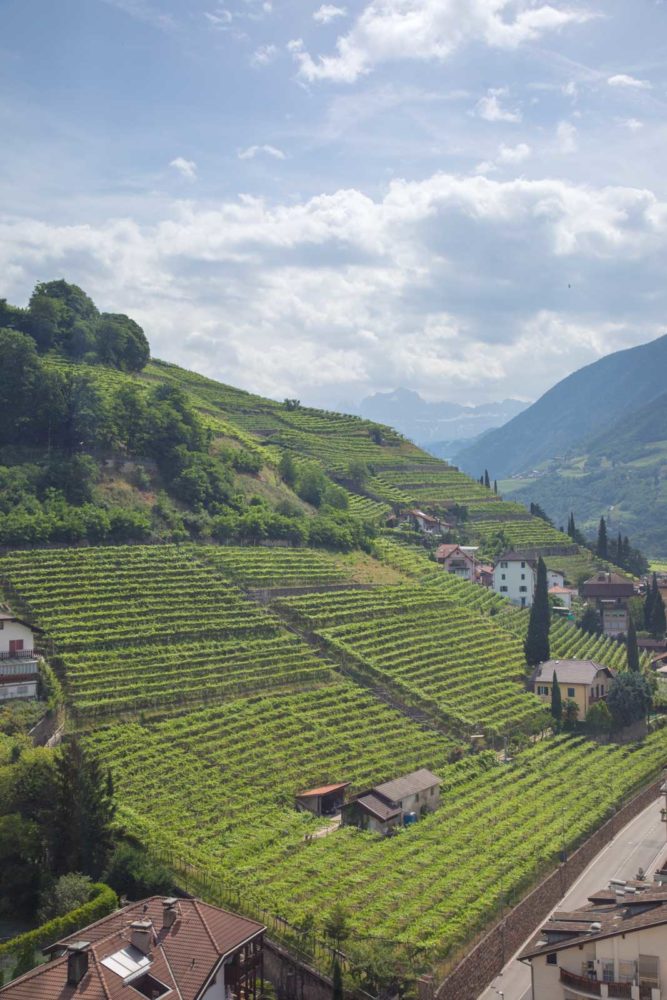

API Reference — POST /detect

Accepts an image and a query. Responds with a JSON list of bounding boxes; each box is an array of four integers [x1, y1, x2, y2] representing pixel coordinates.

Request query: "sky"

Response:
[[1, 0, 667, 409]]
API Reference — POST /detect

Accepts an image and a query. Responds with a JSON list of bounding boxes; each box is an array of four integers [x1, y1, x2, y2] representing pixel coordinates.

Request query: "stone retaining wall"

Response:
[[436, 776, 663, 1000]]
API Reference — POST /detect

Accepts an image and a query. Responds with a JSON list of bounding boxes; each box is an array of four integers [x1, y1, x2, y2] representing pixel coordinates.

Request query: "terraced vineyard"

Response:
[[84, 716, 667, 961], [473, 518, 576, 549], [0, 545, 272, 651], [278, 588, 546, 735], [85, 680, 458, 870], [65, 635, 335, 718], [197, 546, 352, 589]]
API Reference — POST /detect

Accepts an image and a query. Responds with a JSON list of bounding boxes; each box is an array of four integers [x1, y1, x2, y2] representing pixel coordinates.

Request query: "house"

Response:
[[547, 569, 566, 589], [435, 544, 476, 581], [532, 659, 615, 719], [342, 768, 442, 835], [493, 552, 536, 607], [548, 585, 577, 610], [404, 509, 449, 534], [476, 564, 494, 588], [0, 611, 41, 702], [295, 782, 350, 817], [0, 896, 265, 1000], [519, 880, 667, 1000], [582, 572, 635, 637]]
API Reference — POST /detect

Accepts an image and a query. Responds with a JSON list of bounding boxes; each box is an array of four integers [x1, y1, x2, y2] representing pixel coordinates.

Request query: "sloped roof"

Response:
[[436, 544, 471, 561], [0, 611, 43, 633], [519, 884, 667, 960], [296, 782, 350, 798], [355, 793, 402, 822], [374, 768, 442, 803], [0, 897, 264, 1000], [534, 659, 614, 686], [496, 551, 536, 565]]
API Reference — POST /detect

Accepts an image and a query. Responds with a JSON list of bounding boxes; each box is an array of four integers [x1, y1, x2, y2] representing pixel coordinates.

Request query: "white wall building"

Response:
[[0, 611, 40, 701], [520, 881, 667, 1000], [493, 553, 536, 607]]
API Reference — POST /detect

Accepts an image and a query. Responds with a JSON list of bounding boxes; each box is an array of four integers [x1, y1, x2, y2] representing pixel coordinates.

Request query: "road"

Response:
[[478, 795, 666, 1000]]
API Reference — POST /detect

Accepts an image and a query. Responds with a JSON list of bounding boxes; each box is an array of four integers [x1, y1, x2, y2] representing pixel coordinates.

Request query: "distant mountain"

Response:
[[503, 384, 667, 557], [456, 334, 667, 480], [358, 388, 528, 445]]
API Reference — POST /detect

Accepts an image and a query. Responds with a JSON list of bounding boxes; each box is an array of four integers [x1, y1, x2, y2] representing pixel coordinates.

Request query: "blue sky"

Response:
[[1, 0, 667, 408]]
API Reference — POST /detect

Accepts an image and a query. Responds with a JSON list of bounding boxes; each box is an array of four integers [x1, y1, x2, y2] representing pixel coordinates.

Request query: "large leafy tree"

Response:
[[607, 673, 652, 730], [0, 329, 41, 447], [524, 556, 550, 665]]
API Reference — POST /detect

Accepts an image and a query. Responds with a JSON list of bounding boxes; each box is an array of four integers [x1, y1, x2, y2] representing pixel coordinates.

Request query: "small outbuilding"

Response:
[[342, 768, 442, 835], [295, 782, 350, 817]]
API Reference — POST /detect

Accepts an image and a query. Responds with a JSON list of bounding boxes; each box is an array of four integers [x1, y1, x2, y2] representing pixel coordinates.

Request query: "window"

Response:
[[500, 561, 507, 568], [519, 586, 527, 593], [619, 960, 637, 983], [521, 561, 526, 568], [501, 573, 506, 580], [546, 953, 557, 966], [601, 960, 614, 983], [537, 685, 549, 696], [521, 573, 525, 580], [568, 687, 575, 698], [500, 586, 508, 593]]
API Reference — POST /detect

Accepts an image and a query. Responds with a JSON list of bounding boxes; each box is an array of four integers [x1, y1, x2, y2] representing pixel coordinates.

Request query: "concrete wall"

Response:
[[436, 776, 664, 1000], [264, 939, 337, 1000]]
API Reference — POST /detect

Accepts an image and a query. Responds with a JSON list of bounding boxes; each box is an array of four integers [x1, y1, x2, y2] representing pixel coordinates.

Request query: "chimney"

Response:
[[67, 942, 90, 986], [162, 898, 178, 929], [130, 920, 153, 954]]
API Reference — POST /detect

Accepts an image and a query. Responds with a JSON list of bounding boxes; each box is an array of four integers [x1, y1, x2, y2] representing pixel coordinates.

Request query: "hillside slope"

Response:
[[456, 333, 667, 479], [506, 388, 667, 556]]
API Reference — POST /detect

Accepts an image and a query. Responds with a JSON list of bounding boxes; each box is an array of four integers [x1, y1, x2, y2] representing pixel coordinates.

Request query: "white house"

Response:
[[493, 553, 536, 607], [0, 611, 40, 701], [520, 880, 667, 1000], [548, 584, 577, 610], [547, 569, 565, 589]]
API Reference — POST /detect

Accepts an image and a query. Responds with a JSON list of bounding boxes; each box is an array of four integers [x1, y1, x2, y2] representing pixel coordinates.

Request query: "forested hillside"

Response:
[[457, 334, 667, 478]]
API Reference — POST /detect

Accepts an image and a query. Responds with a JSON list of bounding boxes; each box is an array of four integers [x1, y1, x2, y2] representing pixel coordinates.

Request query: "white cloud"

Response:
[[3, 171, 666, 406], [289, 0, 593, 83], [498, 142, 531, 164], [556, 120, 577, 153], [237, 144, 286, 160], [476, 88, 521, 123], [619, 118, 644, 131], [204, 8, 232, 27], [250, 43, 277, 66], [169, 157, 197, 180], [313, 4, 347, 24], [608, 74, 652, 90]]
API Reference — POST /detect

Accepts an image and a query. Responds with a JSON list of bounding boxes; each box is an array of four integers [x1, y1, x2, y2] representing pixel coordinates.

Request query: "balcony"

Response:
[[0, 649, 35, 660], [560, 969, 659, 999], [0, 659, 38, 677]]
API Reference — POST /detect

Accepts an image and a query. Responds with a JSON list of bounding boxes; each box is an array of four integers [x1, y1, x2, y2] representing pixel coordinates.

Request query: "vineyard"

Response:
[[277, 588, 546, 735]]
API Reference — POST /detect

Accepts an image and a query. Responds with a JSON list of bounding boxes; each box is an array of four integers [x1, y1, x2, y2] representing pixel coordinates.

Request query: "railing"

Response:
[[0, 649, 35, 660], [0, 661, 38, 677], [560, 969, 634, 998]]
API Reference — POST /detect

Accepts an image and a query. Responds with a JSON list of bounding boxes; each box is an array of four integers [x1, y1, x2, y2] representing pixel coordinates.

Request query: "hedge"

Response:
[[0, 882, 118, 960]]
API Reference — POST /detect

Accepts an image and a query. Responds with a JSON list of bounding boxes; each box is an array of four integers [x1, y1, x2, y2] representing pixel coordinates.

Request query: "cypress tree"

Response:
[[51, 737, 116, 878], [645, 573, 658, 630], [493, 479, 498, 495], [626, 616, 640, 672], [550, 671, 562, 725], [524, 556, 551, 665], [653, 590, 666, 639], [484, 469, 490, 489], [597, 516, 608, 560], [567, 512, 575, 539]]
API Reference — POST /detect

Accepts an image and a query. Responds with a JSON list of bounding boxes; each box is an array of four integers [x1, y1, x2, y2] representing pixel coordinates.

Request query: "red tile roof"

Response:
[[0, 897, 264, 1000], [296, 782, 350, 798]]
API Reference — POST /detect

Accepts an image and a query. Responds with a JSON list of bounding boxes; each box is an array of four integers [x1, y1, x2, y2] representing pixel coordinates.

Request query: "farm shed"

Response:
[[295, 782, 350, 817], [342, 768, 442, 835]]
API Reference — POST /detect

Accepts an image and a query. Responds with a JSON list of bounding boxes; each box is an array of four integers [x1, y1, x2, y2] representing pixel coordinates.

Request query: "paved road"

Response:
[[478, 796, 666, 1000]]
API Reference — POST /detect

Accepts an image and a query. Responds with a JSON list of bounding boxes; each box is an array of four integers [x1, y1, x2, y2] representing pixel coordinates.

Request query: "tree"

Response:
[[596, 516, 608, 560], [493, 479, 498, 495], [51, 738, 116, 879], [586, 700, 612, 737], [607, 673, 652, 730], [0, 329, 41, 447], [562, 698, 579, 731], [524, 557, 550, 666], [332, 959, 343, 1000], [653, 591, 667, 638], [323, 903, 349, 949], [37, 873, 93, 923], [348, 460, 369, 490], [278, 451, 297, 487], [550, 671, 562, 726], [578, 606, 601, 635], [104, 843, 173, 899], [645, 574, 657, 630], [626, 616, 641, 672], [484, 469, 490, 489]]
